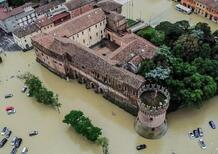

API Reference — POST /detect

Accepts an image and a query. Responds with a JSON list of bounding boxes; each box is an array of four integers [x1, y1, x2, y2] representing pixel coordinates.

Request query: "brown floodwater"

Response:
[[1, 51, 218, 154], [121, 0, 218, 31]]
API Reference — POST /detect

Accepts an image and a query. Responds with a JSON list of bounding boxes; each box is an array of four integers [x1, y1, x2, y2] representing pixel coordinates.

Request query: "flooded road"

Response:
[[1, 51, 218, 154], [121, 0, 218, 31]]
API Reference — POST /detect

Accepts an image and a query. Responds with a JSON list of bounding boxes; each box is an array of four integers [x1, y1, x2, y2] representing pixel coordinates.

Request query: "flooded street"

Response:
[[121, 0, 218, 31], [1, 51, 218, 154]]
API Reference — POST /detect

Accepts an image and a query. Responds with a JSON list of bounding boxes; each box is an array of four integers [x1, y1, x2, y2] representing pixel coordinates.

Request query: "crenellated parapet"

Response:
[[134, 83, 170, 139]]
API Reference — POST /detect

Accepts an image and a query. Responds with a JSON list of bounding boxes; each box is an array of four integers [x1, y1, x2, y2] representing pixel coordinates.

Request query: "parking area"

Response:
[[0, 29, 21, 52]]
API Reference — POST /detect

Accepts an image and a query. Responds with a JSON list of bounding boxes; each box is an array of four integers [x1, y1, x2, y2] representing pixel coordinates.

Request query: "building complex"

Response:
[[32, 4, 170, 139], [180, 0, 218, 23]]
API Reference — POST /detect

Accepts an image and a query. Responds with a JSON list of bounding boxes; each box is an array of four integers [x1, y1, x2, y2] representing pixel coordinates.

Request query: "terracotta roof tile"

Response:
[[48, 8, 106, 37], [64, 0, 94, 11]]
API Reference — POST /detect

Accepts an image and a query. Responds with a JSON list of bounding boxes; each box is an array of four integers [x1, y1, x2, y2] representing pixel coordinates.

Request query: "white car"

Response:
[[199, 139, 206, 149], [21, 147, 28, 154]]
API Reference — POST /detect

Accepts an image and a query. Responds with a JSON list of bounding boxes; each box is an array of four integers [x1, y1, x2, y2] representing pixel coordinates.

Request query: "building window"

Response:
[[90, 36, 92, 40], [151, 128, 155, 131], [89, 28, 91, 31], [82, 31, 84, 35], [101, 30, 103, 34], [100, 22, 102, 26], [83, 39, 85, 43], [77, 34, 79, 37], [95, 25, 97, 28], [24, 39, 27, 42], [150, 117, 153, 121], [96, 32, 98, 36]]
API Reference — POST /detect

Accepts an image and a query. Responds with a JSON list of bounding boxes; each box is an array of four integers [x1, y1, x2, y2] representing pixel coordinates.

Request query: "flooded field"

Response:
[[121, 0, 218, 31], [1, 51, 218, 154]]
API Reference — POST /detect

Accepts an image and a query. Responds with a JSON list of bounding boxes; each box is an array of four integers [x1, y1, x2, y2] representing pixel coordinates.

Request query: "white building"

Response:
[[0, 3, 36, 33], [48, 8, 107, 47], [12, 24, 40, 50]]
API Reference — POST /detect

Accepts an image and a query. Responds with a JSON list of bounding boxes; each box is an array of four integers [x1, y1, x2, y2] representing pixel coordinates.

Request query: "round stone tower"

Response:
[[134, 84, 170, 139]]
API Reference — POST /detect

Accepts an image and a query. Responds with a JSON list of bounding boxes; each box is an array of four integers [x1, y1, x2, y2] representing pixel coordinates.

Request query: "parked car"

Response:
[[5, 130, 12, 138], [193, 130, 199, 138], [1, 127, 8, 135], [14, 138, 22, 148], [10, 147, 17, 154], [197, 128, 203, 137], [21, 147, 28, 154], [21, 86, 27, 93], [11, 137, 18, 146], [0, 138, 7, 148], [5, 94, 13, 98], [7, 109, 16, 115], [188, 132, 194, 138], [29, 131, 38, 136], [209, 121, 216, 129], [136, 144, 146, 150], [199, 138, 206, 149]]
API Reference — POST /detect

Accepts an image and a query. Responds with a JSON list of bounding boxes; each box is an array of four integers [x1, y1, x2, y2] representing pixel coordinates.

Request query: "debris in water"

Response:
[[112, 111, 116, 116]]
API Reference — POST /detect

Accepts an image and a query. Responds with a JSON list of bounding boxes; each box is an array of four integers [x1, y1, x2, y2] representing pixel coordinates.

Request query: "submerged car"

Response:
[[193, 130, 199, 138], [136, 144, 146, 150], [11, 137, 18, 146], [199, 139, 206, 149], [197, 128, 203, 137], [1, 127, 8, 135], [0, 138, 7, 148], [5, 94, 13, 98], [14, 138, 22, 148], [10, 147, 17, 154], [29, 131, 38, 136], [21, 147, 28, 154], [209, 121, 216, 129], [7, 109, 16, 115], [5, 106, 14, 112], [21, 86, 27, 93], [5, 130, 12, 138]]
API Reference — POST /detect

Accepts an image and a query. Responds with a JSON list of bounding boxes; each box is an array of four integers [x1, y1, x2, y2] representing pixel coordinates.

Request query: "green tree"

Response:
[[174, 20, 190, 31], [137, 27, 165, 46], [173, 34, 200, 61], [155, 21, 183, 46], [18, 73, 61, 111], [195, 22, 211, 38], [192, 58, 218, 82], [63, 110, 102, 142]]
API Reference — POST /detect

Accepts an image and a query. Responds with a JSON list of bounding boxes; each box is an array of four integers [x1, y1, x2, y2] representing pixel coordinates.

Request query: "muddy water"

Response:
[[1, 51, 218, 154], [121, 0, 218, 31]]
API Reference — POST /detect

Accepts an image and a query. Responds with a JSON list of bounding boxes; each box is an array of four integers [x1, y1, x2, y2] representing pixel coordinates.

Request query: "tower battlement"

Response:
[[135, 84, 170, 139]]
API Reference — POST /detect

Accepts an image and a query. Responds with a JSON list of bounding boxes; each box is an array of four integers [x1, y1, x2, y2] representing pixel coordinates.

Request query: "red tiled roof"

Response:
[[51, 11, 70, 22], [35, 16, 53, 28], [64, 0, 94, 11], [48, 8, 106, 37]]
